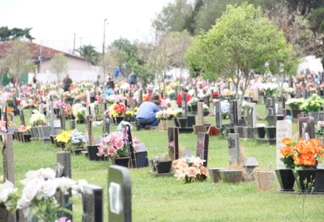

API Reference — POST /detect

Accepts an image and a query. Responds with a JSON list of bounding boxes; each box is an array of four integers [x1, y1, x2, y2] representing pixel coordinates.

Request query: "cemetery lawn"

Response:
[[3, 107, 324, 222]]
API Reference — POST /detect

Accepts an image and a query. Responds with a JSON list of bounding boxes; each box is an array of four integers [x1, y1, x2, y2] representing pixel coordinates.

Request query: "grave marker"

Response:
[[196, 133, 209, 167], [182, 93, 188, 118], [19, 107, 25, 126], [168, 127, 179, 160], [108, 165, 132, 222], [227, 133, 241, 166], [87, 116, 93, 145], [230, 100, 239, 126], [60, 108, 66, 130], [82, 184, 103, 222], [214, 100, 222, 129], [276, 120, 292, 169], [125, 125, 137, 168], [55, 152, 72, 221], [197, 102, 204, 125], [102, 117, 110, 136], [265, 97, 276, 126], [246, 103, 256, 127], [298, 117, 315, 139]]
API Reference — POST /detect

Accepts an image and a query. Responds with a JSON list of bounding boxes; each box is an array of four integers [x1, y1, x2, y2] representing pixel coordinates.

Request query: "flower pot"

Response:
[[219, 169, 242, 183], [112, 157, 130, 168], [255, 170, 274, 191], [203, 110, 209, 116], [255, 127, 266, 139], [22, 134, 32, 143], [77, 119, 85, 124], [73, 148, 86, 155], [114, 116, 124, 125], [154, 160, 172, 174], [315, 169, 324, 193], [294, 169, 317, 193], [208, 168, 224, 183], [87, 145, 107, 161], [176, 117, 187, 128], [265, 126, 276, 139], [275, 169, 295, 192], [191, 104, 198, 112]]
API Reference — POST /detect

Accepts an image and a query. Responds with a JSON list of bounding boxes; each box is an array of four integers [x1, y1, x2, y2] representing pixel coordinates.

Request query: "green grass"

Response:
[[2, 106, 324, 222]]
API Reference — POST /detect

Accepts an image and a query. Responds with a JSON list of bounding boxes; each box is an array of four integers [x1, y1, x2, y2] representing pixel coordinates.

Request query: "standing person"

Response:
[[63, 73, 72, 92], [129, 71, 137, 91], [176, 87, 192, 107], [136, 94, 161, 129], [95, 75, 101, 87], [32, 74, 37, 85], [106, 73, 115, 90]]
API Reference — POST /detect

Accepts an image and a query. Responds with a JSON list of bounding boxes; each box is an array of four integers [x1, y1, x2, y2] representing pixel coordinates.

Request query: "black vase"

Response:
[[255, 127, 266, 138], [154, 160, 172, 174], [23, 134, 32, 143], [113, 157, 130, 168], [265, 127, 276, 139], [177, 117, 187, 128], [191, 104, 198, 112], [315, 169, 324, 193], [275, 169, 295, 192], [114, 116, 124, 125], [87, 145, 108, 161], [294, 169, 317, 193]]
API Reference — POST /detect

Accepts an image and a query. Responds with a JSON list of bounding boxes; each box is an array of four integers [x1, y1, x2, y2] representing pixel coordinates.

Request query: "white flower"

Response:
[[0, 180, 16, 203], [18, 179, 42, 210], [37, 179, 58, 199], [56, 177, 76, 194]]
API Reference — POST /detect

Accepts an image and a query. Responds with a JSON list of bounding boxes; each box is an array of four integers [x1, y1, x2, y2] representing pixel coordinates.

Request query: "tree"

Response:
[[75, 45, 99, 65], [185, 3, 295, 101], [50, 53, 68, 83], [0, 26, 34, 42], [0, 41, 35, 87], [137, 31, 192, 92]]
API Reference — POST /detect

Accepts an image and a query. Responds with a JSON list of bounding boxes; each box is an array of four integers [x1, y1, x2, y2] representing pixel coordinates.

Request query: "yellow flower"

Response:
[[55, 130, 73, 143]]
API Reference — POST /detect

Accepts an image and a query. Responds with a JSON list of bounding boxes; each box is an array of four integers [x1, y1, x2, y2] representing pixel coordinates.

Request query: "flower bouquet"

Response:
[[172, 156, 209, 183], [285, 98, 305, 110], [0, 168, 87, 222], [280, 137, 324, 169], [72, 103, 87, 122], [316, 121, 324, 139], [188, 97, 199, 106], [261, 83, 278, 97], [300, 94, 324, 112], [106, 103, 126, 117], [97, 131, 141, 159], [55, 130, 73, 149], [29, 110, 46, 127], [69, 129, 86, 150]]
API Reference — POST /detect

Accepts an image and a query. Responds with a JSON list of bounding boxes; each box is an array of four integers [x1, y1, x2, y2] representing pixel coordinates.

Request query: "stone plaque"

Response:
[[196, 133, 209, 167], [298, 117, 315, 139], [276, 120, 292, 169], [82, 184, 103, 222], [227, 133, 240, 166]]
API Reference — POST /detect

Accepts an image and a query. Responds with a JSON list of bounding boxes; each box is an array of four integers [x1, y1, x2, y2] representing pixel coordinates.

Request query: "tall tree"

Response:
[[75, 45, 99, 65], [0, 41, 35, 87], [50, 53, 68, 83], [0, 26, 34, 42], [185, 3, 295, 101]]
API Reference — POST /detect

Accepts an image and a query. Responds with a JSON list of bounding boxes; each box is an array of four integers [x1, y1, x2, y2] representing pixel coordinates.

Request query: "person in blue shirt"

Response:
[[136, 95, 161, 129], [129, 72, 137, 91]]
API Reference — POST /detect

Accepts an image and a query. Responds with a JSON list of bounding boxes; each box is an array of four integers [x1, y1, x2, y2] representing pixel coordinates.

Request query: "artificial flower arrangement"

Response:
[[72, 103, 87, 121], [17, 125, 31, 134], [261, 82, 278, 97], [0, 168, 87, 222], [125, 110, 135, 117], [156, 108, 182, 120], [285, 98, 305, 110], [29, 110, 46, 127], [280, 137, 324, 169], [315, 121, 324, 138], [106, 103, 126, 117], [0, 120, 7, 132], [6, 97, 13, 105], [97, 130, 141, 158], [300, 94, 324, 112], [55, 130, 73, 146], [172, 156, 209, 183], [69, 129, 86, 150], [188, 97, 199, 106]]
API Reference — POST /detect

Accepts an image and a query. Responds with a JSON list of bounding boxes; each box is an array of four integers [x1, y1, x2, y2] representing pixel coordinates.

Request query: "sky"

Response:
[[1, 0, 173, 53]]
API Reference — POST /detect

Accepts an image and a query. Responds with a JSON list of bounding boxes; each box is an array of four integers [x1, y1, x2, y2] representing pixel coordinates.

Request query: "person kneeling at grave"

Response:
[[136, 95, 161, 129]]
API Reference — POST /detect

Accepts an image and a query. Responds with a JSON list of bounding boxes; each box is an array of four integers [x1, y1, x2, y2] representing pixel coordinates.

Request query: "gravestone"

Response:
[[86, 116, 94, 145], [55, 152, 72, 221], [82, 184, 103, 222], [108, 165, 132, 222], [1, 133, 17, 222], [230, 100, 239, 126], [102, 118, 110, 137], [168, 127, 179, 160], [60, 108, 66, 130], [214, 100, 222, 129], [135, 143, 149, 168], [276, 120, 292, 169], [227, 133, 241, 166], [246, 103, 256, 127], [182, 93, 188, 118], [125, 125, 137, 168], [70, 119, 76, 130], [298, 117, 315, 139], [252, 89, 260, 104], [196, 133, 209, 167], [197, 102, 204, 125], [138, 89, 143, 105], [265, 97, 276, 126]]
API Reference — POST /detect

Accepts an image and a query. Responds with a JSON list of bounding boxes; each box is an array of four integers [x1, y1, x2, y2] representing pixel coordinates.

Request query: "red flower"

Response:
[[208, 126, 219, 135]]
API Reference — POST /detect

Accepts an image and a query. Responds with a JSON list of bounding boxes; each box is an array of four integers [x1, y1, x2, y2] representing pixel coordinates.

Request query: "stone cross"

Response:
[[214, 100, 222, 129], [87, 116, 93, 145], [196, 133, 209, 167], [276, 120, 292, 169], [125, 125, 137, 168], [246, 103, 256, 127], [227, 133, 241, 166], [82, 184, 103, 222], [108, 165, 132, 222], [168, 127, 179, 160]]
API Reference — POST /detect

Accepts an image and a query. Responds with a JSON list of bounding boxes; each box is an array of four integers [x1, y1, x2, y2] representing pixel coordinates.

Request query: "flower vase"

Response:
[[275, 169, 295, 192], [294, 169, 317, 193], [114, 116, 124, 125], [191, 104, 198, 112], [153, 160, 172, 174], [315, 169, 324, 193], [112, 157, 130, 168], [23, 134, 32, 143], [176, 117, 187, 128], [87, 145, 107, 161]]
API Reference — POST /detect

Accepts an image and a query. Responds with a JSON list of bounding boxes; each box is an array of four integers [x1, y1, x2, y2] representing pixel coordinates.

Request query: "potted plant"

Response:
[[260, 83, 278, 97], [17, 125, 31, 143], [203, 104, 209, 116], [278, 137, 324, 192], [97, 131, 141, 167], [172, 156, 209, 183], [285, 98, 305, 119], [54, 130, 73, 149], [188, 97, 199, 112], [300, 94, 324, 121], [72, 103, 86, 124]]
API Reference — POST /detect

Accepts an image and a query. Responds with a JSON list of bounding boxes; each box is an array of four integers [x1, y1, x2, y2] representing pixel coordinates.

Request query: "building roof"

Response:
[[0, 41, 86, 62]]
